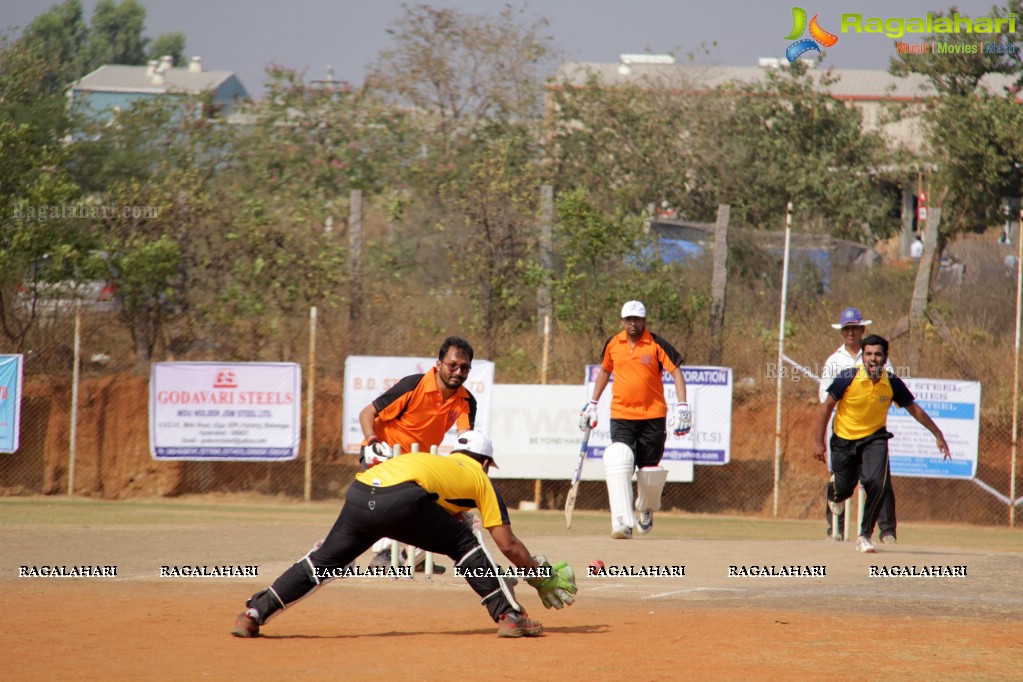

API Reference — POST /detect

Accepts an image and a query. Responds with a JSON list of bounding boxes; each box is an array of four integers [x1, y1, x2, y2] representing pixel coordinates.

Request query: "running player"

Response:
[[580, 300, 690, 539]]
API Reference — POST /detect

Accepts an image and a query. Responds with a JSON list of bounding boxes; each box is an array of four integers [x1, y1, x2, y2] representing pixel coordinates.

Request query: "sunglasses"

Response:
[[443, 361, 472, 374]]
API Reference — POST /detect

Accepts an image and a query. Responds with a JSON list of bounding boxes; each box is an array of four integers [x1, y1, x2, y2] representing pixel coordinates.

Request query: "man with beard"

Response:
[[813, 334, 951, 553], [358, 336, 478, 570]]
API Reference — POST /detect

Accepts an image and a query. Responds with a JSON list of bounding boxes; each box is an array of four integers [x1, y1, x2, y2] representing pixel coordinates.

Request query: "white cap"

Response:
[[621, 300, 647, 318], [453, 430, 497, 468]]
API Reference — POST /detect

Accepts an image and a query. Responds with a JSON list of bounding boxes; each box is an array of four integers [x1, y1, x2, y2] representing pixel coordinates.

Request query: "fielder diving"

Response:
[[231, 431, 577, 638]]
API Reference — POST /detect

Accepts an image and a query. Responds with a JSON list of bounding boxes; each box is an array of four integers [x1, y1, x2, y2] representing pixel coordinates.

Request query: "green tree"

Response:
[[441, 126, 540, 357], [189, 66, 411, 358], [889, 4, 1022, 96], [547, 70, 700, 217], [887, 2, 1023, 236], [82, 0, 148, 69], [18, 0, 89, 91], [0, 34, 87, 349], [19, 0, 188, 83], [146, 31, 185, 65], [686, 62, 892, 238]]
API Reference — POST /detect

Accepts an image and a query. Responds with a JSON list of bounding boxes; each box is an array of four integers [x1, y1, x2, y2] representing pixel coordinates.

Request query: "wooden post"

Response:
[[305, 306, 317, 502], [908, 207, 941, 370], [708, 204, 730, 365], [68, 301, 81, 497], [348, 189, 362, 353]]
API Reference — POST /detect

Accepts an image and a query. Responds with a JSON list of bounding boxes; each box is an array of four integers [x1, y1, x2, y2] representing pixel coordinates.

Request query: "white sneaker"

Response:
[[611, 526, 633, 539], [856, 535, 876, 553], [879, 534, 897, 545], [637, 509, 653, 534]]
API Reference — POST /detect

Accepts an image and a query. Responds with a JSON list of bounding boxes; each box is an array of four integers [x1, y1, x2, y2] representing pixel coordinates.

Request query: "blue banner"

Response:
[[0, 355, 24, 453]]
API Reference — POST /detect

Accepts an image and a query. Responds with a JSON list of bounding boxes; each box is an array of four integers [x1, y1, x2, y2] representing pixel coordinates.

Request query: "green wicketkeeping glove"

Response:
[[526, 555, 577, 610]]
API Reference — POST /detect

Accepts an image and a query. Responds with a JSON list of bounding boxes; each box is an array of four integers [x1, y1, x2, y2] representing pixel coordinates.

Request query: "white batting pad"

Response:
[[635, 466, 668, 513], [603, 442, 636, 533]]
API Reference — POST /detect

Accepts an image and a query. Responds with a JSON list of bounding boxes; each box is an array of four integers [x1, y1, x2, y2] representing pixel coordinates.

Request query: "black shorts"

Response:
[[609, 417, 668, 469]]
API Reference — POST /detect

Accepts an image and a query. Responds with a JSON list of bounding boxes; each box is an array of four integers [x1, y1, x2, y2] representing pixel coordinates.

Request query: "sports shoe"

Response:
[[637, 509, 653, 534], [856, 535, 877, 554], [497, 611, 544, 638], [879, 533, 897, 545], [611, 526, 633, 539], [230, 611, 260, 638]]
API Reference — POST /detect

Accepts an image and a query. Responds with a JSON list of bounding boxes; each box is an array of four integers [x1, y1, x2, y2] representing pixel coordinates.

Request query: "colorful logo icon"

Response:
[[783, 7, 838, 62]]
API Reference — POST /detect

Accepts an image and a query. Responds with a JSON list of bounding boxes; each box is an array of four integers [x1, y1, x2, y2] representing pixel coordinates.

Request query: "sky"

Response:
[[3, 0, 1008, 97]]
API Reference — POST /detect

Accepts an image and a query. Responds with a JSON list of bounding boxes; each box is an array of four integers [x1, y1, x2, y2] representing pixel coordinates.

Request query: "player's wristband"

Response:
[[364, 436, 379, 446]]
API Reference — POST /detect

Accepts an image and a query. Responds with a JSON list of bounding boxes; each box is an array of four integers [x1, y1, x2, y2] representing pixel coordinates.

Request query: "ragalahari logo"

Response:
[[783, 7, 839, 62]]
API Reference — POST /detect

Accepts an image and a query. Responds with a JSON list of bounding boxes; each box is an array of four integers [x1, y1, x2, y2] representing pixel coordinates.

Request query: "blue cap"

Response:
[[832, 307, 872, 329]]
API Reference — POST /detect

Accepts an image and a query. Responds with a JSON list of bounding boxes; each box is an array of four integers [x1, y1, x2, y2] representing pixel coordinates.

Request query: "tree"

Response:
[[146, 31, 185, 65], [18, 0, 89, 91], [368, 2, 557, 184], [441, 126, 540, 357], [19, 0, 189, 82], [889, 4, 1022, 97], [887, 2, 1023, 236], [0, 34, 87, 350], [547, 70, 701, 217], [685, 62, 893, 238], [187, 66, 412, 358], [82, 0, 148, 70]]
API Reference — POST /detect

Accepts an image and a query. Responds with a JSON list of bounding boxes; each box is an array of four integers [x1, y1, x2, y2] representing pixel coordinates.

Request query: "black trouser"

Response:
[[609, 417, 667, 468], [827, 479, 896, 536], [829, 429, 894, 539], [246, 481, 519, 626]]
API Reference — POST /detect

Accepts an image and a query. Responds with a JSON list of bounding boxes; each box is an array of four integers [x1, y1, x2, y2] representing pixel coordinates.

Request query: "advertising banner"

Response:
[[150, 362, 301, 461], [888, 378, 980, 479], [584, 365, 733, 465], [0, 355, 23, 453]]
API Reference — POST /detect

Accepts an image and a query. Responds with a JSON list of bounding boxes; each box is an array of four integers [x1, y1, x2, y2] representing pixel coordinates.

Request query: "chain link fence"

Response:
[[3, 247, 1022, 530]]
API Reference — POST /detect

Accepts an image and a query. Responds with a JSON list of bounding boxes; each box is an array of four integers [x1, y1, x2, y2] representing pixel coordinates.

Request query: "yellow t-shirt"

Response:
[[355, 452, 509, 528], [829, 366, 914, 440]]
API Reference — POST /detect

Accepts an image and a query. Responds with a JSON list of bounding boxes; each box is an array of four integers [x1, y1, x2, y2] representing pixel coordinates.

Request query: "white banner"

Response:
[[489, 384, 692, 481], [584, 365, 732, 465], [888, 378, 980, 479], [342, 356, 495, 455], [150, 362, 301, 461], [0, 354, 24, 454]]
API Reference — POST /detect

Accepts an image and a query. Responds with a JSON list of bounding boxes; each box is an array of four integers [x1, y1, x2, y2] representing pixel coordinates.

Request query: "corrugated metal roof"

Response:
[[72, 64, 239, 95], [554, 61, 1022, 101]]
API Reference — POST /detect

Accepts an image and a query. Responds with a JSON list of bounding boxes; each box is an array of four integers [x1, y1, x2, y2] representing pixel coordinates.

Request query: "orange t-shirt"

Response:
[[600, 329, 683, 420], [372, 368, 476, 451]]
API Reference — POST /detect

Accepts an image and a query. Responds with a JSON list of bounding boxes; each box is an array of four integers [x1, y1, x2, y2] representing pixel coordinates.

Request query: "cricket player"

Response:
[[581, 300, 690, 539], [814, 334, 950, 553], [231, 431, 577, 638], [358, 335, 477, 571]]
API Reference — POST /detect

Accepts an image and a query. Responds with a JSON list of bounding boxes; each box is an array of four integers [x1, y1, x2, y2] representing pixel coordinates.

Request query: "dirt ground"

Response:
[[5, 508, 1022, 681]]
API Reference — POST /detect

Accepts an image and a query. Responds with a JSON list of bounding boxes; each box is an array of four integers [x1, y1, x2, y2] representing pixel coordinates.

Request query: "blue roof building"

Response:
[[69, 56, 249, 121]]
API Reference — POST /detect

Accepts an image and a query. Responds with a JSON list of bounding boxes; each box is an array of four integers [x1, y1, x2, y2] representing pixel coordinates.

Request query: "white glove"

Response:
[[579, 400, 598, 431], [670, 402, 692, 437], [360, 439, 393, 467]]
